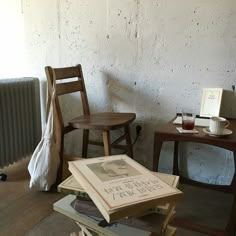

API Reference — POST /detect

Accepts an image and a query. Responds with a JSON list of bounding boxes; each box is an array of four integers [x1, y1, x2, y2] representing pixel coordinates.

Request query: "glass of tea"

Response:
[[182, 111, 195, 130]]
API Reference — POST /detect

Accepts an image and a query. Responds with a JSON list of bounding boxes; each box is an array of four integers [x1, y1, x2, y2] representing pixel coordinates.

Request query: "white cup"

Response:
[[209, 117, 230, 135]]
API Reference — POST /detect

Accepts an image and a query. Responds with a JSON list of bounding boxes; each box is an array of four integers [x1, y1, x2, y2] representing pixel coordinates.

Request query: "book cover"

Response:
[[78, 222, 177, 236], [54, 195, 176, 236], [58, 174, 90, 200], [58, 172, 179, 214], [200, 88, 223, 117], [68, 154, 182, 222], [70, 197, 176, 234]]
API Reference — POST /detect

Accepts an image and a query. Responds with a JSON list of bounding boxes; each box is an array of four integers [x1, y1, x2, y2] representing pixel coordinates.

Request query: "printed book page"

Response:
[[78, 221, 176, 236], [69, 155, 182, 212], [54, 195, 118, 236], [59, 173, 179, 214], [200, 88, 223, 117], [58, 172, 179, 195], [58, 175, 90, 199], [59, 175, 84, 192], [54, 195, 175, 236], [71, 198, 171, 234]]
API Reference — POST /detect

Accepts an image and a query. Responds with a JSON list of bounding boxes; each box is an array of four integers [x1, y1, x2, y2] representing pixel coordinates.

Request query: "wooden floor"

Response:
[[0, 158, 233, 236], [0, 158, 63, 236]]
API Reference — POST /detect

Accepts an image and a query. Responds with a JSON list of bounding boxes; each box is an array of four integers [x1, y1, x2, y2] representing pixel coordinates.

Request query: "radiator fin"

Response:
[[0, 78, 41, 168]]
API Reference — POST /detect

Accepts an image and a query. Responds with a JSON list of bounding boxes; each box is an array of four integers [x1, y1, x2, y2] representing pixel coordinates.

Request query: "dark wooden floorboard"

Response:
[[0, 158, 62, 236]]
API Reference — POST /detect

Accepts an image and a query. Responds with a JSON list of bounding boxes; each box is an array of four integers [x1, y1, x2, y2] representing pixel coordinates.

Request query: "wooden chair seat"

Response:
[[69, 112, 135, 130], [45, 64, 136, 182]]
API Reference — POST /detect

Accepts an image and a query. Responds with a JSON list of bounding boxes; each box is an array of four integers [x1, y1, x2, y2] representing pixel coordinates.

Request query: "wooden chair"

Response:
[[45, 64, 136, 180]]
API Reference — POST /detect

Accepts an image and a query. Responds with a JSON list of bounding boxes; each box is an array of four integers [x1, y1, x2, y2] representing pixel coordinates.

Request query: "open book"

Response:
[[77, 221, 177, 236], [68, 155, 182, 222], [70, 197, 176, 234], [58, 172, 179, 215], [54, 195, 177, 236]]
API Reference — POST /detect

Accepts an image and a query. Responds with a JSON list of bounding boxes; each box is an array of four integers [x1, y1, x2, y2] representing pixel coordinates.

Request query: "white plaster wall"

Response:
[[21, 0, 236, 184], [0, 0, 26, 78]]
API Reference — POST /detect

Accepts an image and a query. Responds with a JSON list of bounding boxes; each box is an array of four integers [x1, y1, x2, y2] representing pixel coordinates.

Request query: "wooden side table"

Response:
[[152, 117, 236, 236]]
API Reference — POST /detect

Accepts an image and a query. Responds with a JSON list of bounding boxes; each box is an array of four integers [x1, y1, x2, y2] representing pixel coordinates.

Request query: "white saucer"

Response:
[[202, 128, 233, 137]]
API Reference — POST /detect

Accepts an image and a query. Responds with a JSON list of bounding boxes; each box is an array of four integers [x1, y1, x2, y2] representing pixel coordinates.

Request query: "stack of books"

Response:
[[54, 154, 183, 236]]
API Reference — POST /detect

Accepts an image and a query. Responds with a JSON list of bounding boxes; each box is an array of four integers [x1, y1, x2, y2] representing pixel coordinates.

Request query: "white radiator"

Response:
[[0, 78, 41, 168]]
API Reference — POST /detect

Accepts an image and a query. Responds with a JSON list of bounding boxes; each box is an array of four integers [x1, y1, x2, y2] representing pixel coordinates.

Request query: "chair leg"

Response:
[[82, 129, 89, 158], [103, 130, 111, 156], [125, 125, 133, 158], [56, 136, 64, 184]]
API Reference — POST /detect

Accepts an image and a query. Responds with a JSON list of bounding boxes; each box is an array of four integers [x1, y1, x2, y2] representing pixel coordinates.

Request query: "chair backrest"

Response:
[[45, 64, 90, 130]]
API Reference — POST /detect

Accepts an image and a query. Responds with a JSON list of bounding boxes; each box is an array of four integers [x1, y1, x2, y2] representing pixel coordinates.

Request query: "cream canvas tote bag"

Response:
[[28, 80, 60, 191]]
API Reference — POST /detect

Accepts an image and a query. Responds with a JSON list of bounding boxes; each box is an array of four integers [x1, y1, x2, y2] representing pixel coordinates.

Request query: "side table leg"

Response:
[[226, 151, 236, 235], [152, 133, 163, 172], [226, 194, 236, 236], [173, 141, 179, 175]]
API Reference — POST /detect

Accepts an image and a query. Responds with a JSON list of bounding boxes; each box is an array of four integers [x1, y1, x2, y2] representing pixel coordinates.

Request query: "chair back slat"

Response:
[[53, 66, 81, 80], [45, 64, 90, 127], [56, 81, 83, 95]]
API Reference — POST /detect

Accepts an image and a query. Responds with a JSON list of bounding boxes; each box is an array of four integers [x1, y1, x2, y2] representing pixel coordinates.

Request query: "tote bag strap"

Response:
[[43, 71, 58, 139], [44, 69, 63, 151], [46, 74, 57, 123]]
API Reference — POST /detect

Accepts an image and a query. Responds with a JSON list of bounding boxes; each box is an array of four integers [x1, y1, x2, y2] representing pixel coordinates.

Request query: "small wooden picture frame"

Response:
[[200, 88, 223, 117]]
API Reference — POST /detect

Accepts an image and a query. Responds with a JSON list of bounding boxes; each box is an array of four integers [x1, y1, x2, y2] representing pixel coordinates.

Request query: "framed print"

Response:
[[200, 88, 223, 117]]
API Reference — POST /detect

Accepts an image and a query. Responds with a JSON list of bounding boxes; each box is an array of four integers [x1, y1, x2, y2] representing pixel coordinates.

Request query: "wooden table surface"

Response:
[[152, 116, 236, 236]]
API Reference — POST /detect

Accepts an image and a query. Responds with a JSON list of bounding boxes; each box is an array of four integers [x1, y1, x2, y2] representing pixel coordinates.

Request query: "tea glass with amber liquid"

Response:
[[182, 111, 195, 130]]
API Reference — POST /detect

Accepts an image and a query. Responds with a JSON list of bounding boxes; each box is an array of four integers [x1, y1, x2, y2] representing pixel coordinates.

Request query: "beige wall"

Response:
[[0, 0, 26, 77], [2, 0, 236, 184]]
